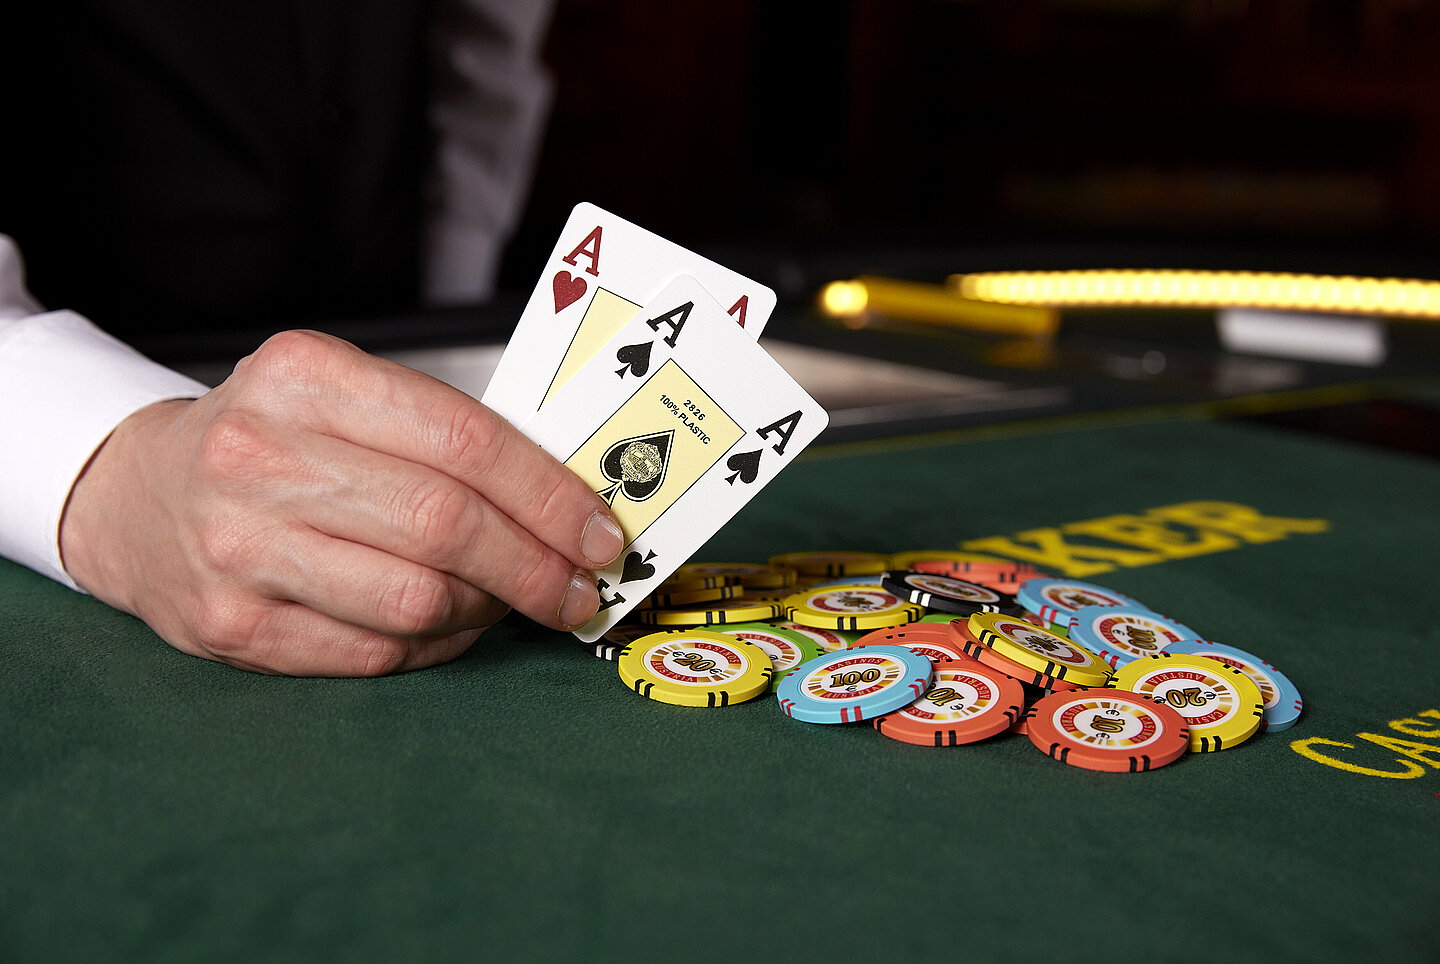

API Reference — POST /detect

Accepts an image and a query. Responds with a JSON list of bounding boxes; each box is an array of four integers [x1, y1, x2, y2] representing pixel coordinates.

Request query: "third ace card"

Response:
[[520, 274, 827, 642], [482, 202, 777, 426]]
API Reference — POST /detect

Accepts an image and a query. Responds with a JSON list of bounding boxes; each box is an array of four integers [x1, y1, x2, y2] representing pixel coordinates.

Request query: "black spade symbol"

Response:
[[725, 449, 761, 485], [614, 341, 654, 378], [620, 550, 658, 584]]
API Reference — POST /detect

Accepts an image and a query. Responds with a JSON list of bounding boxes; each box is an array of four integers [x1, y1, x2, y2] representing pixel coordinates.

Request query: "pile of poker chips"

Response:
[[594, 550, 1304, 774]]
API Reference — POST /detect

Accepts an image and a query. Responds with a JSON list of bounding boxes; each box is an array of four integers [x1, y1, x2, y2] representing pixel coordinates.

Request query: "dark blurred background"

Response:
[[500, 0, 1440, 288], [147, 0, 1440, 451]]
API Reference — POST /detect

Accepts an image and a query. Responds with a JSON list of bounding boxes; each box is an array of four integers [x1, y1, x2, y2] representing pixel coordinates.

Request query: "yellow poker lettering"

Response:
[[1063, 513, 1241, 559], [961, 501, 1331, 577], [962, 528, 1168, 578], [1291, 709, 1440, 780]]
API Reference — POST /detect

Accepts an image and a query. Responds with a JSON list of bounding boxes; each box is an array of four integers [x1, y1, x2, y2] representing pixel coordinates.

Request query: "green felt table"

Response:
[[3, 410, 1438, 962]]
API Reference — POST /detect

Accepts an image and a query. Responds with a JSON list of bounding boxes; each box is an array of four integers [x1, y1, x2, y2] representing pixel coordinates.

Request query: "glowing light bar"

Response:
[[949, 269, 1440, 319], [818, 276, 1059, 337], [819, 280, 869, 316]]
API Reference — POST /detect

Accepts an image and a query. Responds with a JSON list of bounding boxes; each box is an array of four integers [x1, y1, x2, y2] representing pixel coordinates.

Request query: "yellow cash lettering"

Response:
[[1389, 717, 1440, 738], [1355, 732, 1440, 768], [1290, 737, 1427, 779]]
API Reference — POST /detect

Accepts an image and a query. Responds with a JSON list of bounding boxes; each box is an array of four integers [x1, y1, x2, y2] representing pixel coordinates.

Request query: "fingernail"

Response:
[[559, 569, 599, 629], [581, 510, 625, 568]]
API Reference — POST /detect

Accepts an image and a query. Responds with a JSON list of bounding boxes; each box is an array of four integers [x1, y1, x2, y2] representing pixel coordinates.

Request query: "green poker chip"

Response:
[[707, 621, 824, 689]]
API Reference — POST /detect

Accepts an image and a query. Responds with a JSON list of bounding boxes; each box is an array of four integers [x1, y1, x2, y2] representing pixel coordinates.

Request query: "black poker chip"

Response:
[[879, 570, 1023, 617]]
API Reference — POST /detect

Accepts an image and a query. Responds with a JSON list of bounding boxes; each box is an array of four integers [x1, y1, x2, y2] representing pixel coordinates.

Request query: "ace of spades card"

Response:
[[521, 274, 828, 642], [481, 202, 776, 427]]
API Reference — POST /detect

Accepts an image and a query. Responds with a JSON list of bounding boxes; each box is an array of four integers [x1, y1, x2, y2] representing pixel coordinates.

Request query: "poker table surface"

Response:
[[4, 394, 1439, 962]]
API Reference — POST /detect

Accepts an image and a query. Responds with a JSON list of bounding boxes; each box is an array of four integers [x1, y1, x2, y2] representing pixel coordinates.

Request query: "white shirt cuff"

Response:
[[0, 311, 209, 589]]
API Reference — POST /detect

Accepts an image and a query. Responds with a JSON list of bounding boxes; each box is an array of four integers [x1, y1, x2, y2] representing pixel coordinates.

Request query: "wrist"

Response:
[[59, 398, 192, 608]]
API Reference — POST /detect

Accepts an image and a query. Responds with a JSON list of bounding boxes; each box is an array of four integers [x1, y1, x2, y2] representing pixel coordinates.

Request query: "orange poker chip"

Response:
[[873, 659, 1026, 747], [913, 559, 1044, 579], [1011, 705, 1034, 736], [850, 623, 972, 665], [1025, 688, 1190, 773]]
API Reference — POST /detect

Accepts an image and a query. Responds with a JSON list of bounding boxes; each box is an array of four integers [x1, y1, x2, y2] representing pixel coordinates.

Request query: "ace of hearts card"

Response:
[[482, 202, 777, 427]]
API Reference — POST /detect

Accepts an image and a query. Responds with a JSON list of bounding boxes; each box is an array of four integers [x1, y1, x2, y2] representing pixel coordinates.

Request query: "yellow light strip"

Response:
[[818, 276, 1059, 337], [949, 269, 1440, 319]]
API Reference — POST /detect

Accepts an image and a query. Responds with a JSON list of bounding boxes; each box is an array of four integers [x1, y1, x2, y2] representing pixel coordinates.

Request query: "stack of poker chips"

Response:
[[591, 550, 1302, 774]]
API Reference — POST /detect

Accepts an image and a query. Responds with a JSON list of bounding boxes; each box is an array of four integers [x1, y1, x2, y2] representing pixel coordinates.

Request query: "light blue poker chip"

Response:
[[1067, 604, 1201, 668], [1014, 577, 1144, 628], [1166, 640, 1303, 732], [776, 645, 932, 725]]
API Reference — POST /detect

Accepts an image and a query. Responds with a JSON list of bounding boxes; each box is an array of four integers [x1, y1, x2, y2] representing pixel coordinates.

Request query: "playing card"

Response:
[[482, 202, 776, 425], [520, 274, 828, 642]]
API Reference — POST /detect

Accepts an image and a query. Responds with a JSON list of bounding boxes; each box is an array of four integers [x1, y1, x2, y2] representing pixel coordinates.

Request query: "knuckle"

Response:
[[506, 547, 566, 610], [231, 330, 359, 400], [353, 635, 409, 678], [194, 516, 260, 576], [396, 478, 473, 562], [442, 404, 506, 478], [250, 330, 342, 379], [526, 469, 574, 533], [376, 568, 454, 636], [228, 331, 361, 407], [196, 412, 285, 481], [189, 593, 266, 656]]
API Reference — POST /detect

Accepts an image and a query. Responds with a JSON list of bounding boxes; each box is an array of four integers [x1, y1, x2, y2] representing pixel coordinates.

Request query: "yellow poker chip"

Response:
[[789, 575, 845, 591], [782, 583, 924, 632], [741, 589, 792, 604], [886, 550, 1014, 570], [654, 571, 742, 593], [968, 612, 1114, 688], [617, 630, 773, 707], [638, 583, 742, 610], [768, 551, 890, 578], [672, 562, 798, 590], [1109, 652, 1265, 752], [638, 598, 784, 626]]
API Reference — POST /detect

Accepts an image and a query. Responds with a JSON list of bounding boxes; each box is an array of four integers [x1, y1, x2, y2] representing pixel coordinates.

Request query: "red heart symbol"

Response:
[[552, 270, 588, 312]]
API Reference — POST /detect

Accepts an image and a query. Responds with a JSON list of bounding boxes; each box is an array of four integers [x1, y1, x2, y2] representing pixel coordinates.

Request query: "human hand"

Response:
[[58, 330, 624, 675]]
